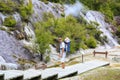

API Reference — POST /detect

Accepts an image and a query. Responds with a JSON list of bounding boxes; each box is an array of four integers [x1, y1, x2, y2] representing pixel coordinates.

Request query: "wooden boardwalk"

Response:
[[0, 60, 109, 80]]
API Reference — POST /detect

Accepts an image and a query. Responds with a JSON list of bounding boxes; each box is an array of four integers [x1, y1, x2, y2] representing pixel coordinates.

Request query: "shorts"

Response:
[[60, 52, 66, 63]]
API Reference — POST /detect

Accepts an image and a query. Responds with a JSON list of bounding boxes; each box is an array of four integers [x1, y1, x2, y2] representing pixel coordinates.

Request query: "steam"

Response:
[[64, 1, 86, 17], [64, 1, 119, 48]]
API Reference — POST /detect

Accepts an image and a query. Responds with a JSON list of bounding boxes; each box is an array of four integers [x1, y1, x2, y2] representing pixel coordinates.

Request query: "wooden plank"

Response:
[[72, 60, 109, 74], [41, 67, 77, 79], [23, 69, 41, 80], [41, 68, 58, 80], [56, 68, 78, 79], [0, 73, 4, 80], [0, 60, 109, 80], [93, 50, 108, 58], [0, 70, 23, 80]]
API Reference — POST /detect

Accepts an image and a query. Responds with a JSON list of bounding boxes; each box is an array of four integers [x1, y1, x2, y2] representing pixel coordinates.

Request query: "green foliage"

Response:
[[0, 0, 33, 21], [79, 0, 105, 10], [40, 0, 49, 4], [42, 12, 55, 21], [99, 3, 113, 21], [45, 55, 50, 62], [109, 1, 120, 16], [61, 13, 65, 17], [79, 0, 120, 21], [115, 26, 120, 41], [19, 0, 33, 21], [85, 36, 97, 48], [53, 16, 88, 52], [3, 16, 16, 27], [82, 68, 120, 80], [41, 0, 76, 4], [35, 23, 53, 54], [0, 0, 18, 14], [34, 14, 99, 54]]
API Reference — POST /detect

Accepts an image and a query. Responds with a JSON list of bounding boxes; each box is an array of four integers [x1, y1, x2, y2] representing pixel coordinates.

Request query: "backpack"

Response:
[[64, 41, 70, 52]]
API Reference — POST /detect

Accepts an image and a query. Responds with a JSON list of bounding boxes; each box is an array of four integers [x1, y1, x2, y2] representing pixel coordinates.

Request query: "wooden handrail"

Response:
[[93, 50, 108, 58]]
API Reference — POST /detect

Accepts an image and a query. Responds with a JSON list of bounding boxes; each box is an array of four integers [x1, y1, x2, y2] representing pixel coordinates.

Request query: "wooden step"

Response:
[[0, 73, 4, 80], [23, 69, 41, 80], [0, 60, 110, 80], [0, 70, 23, 80], [41, 68, 58, 80], [70, 60, 110, 74]]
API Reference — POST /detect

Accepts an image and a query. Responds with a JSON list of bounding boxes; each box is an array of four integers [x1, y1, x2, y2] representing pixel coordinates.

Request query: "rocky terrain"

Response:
[[0, 0, 120, 70]]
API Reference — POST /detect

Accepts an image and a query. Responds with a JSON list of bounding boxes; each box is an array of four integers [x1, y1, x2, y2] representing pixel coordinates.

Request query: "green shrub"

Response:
[[0, 0, 18, 14], [41, 0, 49, 4], [34, 15, 101, 54], [115, 25, 120, 38], [99, 3, 113, 21], [85, 36, 97, 48], [19, 0, 33, 21], [85, 23, 102, 44], [37, 15, 87, 53], [45, 56, 50, 63], [35, 23, 53, 54], [42, 12, 55, 21], [61, 13, 65, 17], [3, 16, 16, 27], [0, 27, 6, 31], [41, 0, 75, 4]]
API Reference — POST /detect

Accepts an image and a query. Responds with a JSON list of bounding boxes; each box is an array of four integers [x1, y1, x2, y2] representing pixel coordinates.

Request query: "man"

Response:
[[58, 37, 66, 69]]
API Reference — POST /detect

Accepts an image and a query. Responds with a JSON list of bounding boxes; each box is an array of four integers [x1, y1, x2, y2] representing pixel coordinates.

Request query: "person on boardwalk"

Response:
[[58, 37, 66, 69]]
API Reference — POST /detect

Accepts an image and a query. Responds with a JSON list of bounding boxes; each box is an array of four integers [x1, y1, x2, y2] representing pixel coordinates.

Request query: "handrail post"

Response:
[[82, 54, 83, 63]]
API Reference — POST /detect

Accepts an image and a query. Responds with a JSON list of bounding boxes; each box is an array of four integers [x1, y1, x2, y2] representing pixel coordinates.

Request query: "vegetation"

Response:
[[79, 0, 120, 21], [61, 67, 120, 80], [3, 16, 16, 27], [19, 0, 33, 21], [40, 0, 120, 16], [1, 0, 120, 55], [81, 68, 120, 80], [34, 12, 102, 54], [0, 0, 33, 22], [0, 0, 18, 14], [41, 0, 120, 21], [85, 36, 97, 48], [35, 26, 53, 54], [40, 0, 75, 4]]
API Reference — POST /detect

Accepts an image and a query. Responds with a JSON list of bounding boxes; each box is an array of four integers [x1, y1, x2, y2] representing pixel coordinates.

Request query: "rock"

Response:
[[24, 23, 35, 40], [14, 30, 25, 40], [13, 12, 21, 23], [23, 63, 33, 70], [114, 16, 120, 26], [0, 13, 6, 25], [0, 30, 33, 65], [35, 62, 47, 70], [0, 62, 18, 70], [31, 0, 63, 22], [0, 56, 6, 63], [112, 56, 120, 62]]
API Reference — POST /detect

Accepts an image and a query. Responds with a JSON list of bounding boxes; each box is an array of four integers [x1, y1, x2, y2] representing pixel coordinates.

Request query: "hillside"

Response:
[[0, 0, 120, 69]]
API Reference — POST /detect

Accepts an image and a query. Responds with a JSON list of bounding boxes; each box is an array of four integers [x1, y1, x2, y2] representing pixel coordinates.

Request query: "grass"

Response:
[[66, 61, 79, 66], [110, 63, 120, 67], [82, 67, 120, 80], [61, 67, 120, 80]]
